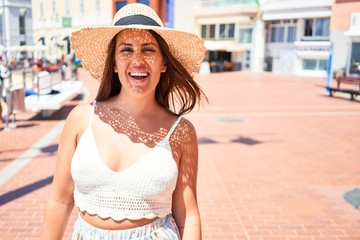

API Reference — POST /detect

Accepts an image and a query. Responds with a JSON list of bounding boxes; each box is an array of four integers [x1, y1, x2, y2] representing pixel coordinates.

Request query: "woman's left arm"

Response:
[[172, 119, 202, 240]]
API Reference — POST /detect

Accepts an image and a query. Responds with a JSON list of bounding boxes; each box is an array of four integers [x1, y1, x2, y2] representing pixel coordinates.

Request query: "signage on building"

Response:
[[62, 17, 72, 28]]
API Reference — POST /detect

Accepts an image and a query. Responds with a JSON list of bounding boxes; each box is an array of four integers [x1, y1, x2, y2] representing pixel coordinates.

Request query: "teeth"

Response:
[[130, 72, 148, 77]]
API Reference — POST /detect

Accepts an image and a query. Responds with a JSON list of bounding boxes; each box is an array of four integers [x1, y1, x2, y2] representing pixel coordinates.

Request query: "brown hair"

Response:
[[96, 30, 207, 115]]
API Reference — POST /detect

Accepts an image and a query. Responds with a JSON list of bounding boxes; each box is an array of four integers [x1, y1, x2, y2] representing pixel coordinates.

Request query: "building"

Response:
[[0, 0, 32, 62], [31, 0, 113, 63], [25, 0, 360, 78], [190, 0, 260, 72], [331, 0, 360, 77], [260, 0, 333, 77], [30, 0, 172, 63]]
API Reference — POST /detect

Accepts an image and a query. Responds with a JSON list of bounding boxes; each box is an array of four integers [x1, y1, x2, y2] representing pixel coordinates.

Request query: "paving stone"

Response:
[[0, 70, 359, 239]]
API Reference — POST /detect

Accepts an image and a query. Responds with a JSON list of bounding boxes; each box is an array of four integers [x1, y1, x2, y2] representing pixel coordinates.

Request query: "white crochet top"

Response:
[[71, 102, 182, 220]]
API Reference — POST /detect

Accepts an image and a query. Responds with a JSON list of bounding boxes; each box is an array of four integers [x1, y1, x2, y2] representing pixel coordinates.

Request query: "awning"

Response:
[[7, 45, 48, 52], [197, 15, 253, 25], [345, 29, 360, 36], [204, 41, 248, 52], [262, 10, 331, 21], [294, 41, 331, 58]]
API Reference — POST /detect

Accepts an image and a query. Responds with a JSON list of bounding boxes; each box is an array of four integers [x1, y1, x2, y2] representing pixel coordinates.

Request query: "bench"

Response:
[[326, 76, 360, 100], [24, 70, 84, 117]]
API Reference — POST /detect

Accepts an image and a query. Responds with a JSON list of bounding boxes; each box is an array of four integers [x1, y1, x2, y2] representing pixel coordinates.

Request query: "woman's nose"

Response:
[[132, 50, 145, 65]]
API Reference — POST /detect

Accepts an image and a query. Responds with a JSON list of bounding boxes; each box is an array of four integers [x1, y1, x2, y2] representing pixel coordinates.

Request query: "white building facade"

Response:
[[31, 0, 112, 62], [260, 0, 333, 77], [344, 12, 360, 77], [0, 0, 32, 61], [190, 0, 259, 72]]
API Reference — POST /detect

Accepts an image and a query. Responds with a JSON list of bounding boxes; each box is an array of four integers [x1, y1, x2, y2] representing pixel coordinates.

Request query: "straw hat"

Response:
[[70, 3, 206, 81]]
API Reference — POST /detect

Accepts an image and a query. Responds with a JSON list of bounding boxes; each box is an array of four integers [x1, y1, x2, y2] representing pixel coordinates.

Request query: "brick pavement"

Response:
[[0, 69, 360, 239]]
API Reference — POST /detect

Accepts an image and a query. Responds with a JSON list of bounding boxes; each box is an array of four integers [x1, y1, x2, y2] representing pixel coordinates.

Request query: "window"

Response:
[[270, 26, 284, 42], [165, 0, 174, 28], [65, 0, 70, 16], [287, 26, 296, 42], [19, 15, 25, 35], [302, 59, 328, 71], [138, 0, 150, 5], [304, 18, 330, 39], [304, 19, 313, 36], [268, 20, 296, 43], [94, 0, 101, 15], [79, 0, 85, 15], [209, 25, 215, 38], [40, 0, 44, 21], [219, 23, 235, 39], [303, 59, 316, 70], [315, 18, 329, 36], [201, 25, 206, 38], [51, 0, 56, 18], [116, 1, 128, 11], [318, 59, 328, 71], [349, 42, 360, 74], [201, 24, 216, 39], [239, 28, 252, 43]]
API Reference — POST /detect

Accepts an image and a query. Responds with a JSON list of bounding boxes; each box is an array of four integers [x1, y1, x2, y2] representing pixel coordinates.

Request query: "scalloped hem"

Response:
[[76, 205, 168, 221]]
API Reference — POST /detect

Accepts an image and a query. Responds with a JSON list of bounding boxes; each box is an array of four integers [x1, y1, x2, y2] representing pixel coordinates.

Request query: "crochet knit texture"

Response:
[[71, 112, 182, 221]]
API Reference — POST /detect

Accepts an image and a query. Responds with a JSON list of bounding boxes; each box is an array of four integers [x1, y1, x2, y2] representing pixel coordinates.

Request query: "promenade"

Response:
[[0, 69, 360, 240]]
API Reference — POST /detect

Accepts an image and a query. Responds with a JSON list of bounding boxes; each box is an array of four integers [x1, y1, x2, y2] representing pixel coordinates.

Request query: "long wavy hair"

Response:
[[95, 30, 207, 115]]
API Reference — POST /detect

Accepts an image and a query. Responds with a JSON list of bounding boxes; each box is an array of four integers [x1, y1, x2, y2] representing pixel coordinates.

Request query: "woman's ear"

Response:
[[161, 61, 167, 73], [114, 64, 118, 73]]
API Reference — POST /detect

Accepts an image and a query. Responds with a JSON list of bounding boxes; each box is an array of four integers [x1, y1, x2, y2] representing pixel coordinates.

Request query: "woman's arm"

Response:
[[40, 104, 89, 239], [172, 119, 202, 240]]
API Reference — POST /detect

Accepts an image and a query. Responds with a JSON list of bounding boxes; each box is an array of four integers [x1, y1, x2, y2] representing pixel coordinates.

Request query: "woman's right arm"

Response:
[[40, 104, 90, 239]]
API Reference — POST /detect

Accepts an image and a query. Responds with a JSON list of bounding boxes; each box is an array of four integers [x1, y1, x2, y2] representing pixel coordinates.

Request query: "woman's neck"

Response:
[[113, 92, 161, 118]]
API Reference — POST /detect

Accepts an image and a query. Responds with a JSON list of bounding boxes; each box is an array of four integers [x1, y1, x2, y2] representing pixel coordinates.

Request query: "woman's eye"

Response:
[[143, 48, 155, 53], [120, 48, 133, 53]]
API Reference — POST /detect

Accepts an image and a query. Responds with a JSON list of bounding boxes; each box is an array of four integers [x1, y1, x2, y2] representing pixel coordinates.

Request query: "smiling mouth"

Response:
[[129, 72, 149, 81]]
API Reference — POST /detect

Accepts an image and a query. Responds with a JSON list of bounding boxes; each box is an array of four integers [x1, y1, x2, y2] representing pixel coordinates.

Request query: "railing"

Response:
[[196, 0, 258, 7]]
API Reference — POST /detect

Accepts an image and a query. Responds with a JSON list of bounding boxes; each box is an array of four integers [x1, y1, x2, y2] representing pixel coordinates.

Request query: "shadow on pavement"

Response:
[[319, 93, 360, 103], [0, 122, 37, 131], [344, 188, 360, 210], [29, 104, 77, 121], [0, 143, 58, 162], [198, 136, 264, 145], [0, 175, 53, 206], [41, 144, 58, 154]]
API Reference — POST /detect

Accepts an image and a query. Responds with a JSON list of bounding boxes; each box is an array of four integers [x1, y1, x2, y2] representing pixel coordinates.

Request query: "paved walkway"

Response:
[[0, 69, 359, 239]]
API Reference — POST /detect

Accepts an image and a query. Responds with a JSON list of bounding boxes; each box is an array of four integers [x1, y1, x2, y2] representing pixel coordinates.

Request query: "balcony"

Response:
[[294, 41, 331, 58], [196, 0, 258, 7], [194, 0, 258, 17], [261, 0, 332, 21], [261, 0, 332, 11]]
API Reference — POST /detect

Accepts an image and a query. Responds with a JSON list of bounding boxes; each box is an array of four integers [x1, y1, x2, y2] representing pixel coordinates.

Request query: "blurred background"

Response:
[[0, 0, 359, 80]]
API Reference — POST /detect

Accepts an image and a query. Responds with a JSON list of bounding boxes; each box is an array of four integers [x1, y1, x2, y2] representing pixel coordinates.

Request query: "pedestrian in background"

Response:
[[0, 57, 10, 122], [24, 61, 57, 96], [40, 3, 207, 240]]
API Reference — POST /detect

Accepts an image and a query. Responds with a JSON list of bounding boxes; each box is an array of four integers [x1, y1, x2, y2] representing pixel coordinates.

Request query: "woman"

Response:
[[24, 61, 52, 96], [40, 3, 207, 240]]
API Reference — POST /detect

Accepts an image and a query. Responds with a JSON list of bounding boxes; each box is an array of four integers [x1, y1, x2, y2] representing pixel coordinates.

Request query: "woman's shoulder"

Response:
[[178, 116, 195, 131], [66, 102, 94, 125], [171, 115, 197, 144]]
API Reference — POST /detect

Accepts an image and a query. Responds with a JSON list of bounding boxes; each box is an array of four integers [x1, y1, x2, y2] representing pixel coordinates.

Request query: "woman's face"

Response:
[[114, 29, 167, 97]]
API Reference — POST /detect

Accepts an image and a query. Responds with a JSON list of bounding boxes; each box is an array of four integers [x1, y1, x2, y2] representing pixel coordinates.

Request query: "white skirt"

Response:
[[71, 214, 180, 240]]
